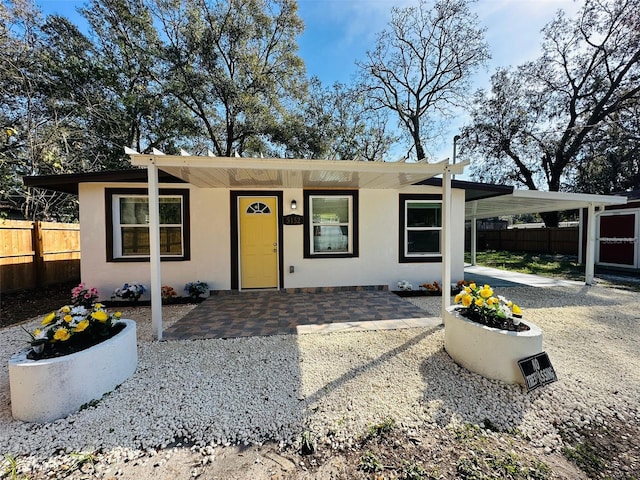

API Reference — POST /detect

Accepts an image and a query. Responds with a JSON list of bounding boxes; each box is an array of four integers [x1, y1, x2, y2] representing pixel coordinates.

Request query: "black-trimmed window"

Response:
[[105, 188, 190, 262], [304, 190, 358, 258], [399, 194, 442, 263]]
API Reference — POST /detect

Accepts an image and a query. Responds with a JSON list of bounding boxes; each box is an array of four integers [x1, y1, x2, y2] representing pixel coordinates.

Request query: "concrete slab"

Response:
[[464, 265, 584, 288]]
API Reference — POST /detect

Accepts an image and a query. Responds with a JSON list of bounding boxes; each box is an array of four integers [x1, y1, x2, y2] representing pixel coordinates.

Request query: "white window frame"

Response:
[[404, 200, 443, 258], [309, 194, 353, 255], [112, 194, 184, 259]]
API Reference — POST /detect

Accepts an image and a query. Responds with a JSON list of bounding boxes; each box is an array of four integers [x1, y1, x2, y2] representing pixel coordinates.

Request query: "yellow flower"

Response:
[[74, 320, 90, 332], [33, 328, 41, 336], [475, 298, 484, 307], [53, 328, 71, 341], [454, 293, 463, 304], [512, 304, 522, 315], [479, 285, 493, 299], [463, 286, 471, 293], [114, 311, 122, 318], [61, 306, 71, 314], [486, 297, 498, 306], [94, 303, 103, 309], [469, 283, 476, 290], [42, 312, 56, 325], [91, 310, 109, 322], [507, 301, 513, 307], [461, 294, 472, 308], [63, 314, 73, 323]]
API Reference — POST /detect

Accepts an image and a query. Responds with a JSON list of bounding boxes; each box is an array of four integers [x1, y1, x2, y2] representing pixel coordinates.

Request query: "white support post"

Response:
[[578, 208, 584, 264], [147, 161, 163, 340], [441, 166, 452, 317], [584, 203, 597, 286], [470, 201, 478, 266], [470, 218, 477, 266]]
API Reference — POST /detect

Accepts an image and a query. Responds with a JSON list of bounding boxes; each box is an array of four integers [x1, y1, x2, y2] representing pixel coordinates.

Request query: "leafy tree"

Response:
[[272, 78, 398, 160], [357, 0, 489, 162], [152, 0, 306, 157], [0, 2, 79, 220], [574, 106, 640, 194], [80, 0, 198, 160], [463, 0, 640, 225]]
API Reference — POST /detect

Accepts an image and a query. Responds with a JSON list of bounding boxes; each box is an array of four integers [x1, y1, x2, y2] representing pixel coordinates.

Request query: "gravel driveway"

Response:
[[1, 284, 638, 477]]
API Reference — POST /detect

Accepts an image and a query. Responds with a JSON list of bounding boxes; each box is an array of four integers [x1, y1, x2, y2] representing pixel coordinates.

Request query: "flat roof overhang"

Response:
[[22, 169, 186, 195], [466, 189, 627, 219], [127, 153, 469, 189]]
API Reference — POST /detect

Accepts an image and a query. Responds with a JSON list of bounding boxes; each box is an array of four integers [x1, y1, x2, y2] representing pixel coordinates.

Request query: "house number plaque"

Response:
[[283, 214, 304, 226]]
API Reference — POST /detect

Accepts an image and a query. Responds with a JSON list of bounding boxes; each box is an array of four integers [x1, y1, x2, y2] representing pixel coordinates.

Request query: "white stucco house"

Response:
[[26, 155, 466, 294], [24, 153, 626, 340]]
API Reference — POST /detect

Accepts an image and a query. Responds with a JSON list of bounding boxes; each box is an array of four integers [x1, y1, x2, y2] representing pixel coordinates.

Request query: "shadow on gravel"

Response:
[[419, 349, 531, 431], [302, 326, 442, 407], [508, 285, 633, 310]]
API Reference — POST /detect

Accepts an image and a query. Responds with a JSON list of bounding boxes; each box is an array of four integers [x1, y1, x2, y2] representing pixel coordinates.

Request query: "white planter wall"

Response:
[[9, 319, 137, 423], [443, 307, 543, 386]]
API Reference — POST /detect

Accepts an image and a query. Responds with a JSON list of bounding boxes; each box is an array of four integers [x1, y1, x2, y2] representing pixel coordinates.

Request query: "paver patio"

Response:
[[164, 288, 439, 340]]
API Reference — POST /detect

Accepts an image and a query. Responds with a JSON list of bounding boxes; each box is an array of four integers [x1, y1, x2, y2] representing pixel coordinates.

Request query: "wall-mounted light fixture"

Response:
[[291, 200, 297, 210]]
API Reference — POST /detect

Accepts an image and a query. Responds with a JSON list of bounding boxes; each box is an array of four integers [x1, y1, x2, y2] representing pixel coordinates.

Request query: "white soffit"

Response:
[[127, 154, 469, 189], [466, 189, 627, 219]]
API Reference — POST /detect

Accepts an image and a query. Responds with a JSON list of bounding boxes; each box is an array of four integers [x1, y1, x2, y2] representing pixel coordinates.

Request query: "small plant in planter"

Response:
[[111, 282, 146, 303], [185, 281, 209, 300], [161, 285, 178, 303], [420, 281, 442, 294], [397, 280, 413, 291], [70, 283, 100, 308], [453, 283, 525, 332], [25, 303, 125, 360], [453, 279, 475, 294]]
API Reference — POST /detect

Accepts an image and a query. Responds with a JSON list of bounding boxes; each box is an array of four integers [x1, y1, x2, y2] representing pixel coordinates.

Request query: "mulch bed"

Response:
[[1, 282, 77, 328], [0, 283, 204, 328], [103, 297, 204, 308], [393, 290, 441, 297]]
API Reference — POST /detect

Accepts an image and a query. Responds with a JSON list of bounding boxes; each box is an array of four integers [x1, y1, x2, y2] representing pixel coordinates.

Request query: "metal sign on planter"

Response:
[[283, 214, 304, 226], [518, 352, 557, 392]]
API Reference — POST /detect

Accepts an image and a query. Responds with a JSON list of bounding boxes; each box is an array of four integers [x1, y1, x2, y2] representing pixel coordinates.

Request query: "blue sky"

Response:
[[36, 0, 583, 160]]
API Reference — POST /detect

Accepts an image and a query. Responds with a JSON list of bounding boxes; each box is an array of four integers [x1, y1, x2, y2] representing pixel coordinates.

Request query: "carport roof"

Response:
[[465, 188, 627, 219]]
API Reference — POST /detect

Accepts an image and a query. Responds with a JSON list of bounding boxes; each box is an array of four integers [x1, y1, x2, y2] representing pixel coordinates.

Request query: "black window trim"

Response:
[[105, 187, 191, 263], [399, 193, 442, 263], [303, 189, 359, 259]]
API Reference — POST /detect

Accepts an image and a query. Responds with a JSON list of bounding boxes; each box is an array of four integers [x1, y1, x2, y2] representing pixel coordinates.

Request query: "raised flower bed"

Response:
[[8, 288, 138, 423], [444, 284, 543, 386], [9, 319, 137, 423]]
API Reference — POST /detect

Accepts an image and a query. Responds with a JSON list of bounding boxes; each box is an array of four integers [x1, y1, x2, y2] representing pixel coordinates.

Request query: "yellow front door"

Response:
[[239, 197, 279, 289]]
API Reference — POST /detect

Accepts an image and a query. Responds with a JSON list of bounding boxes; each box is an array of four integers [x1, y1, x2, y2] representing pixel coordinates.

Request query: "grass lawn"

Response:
[[466, 250, 640, 291], [464, 251, 586, 281]]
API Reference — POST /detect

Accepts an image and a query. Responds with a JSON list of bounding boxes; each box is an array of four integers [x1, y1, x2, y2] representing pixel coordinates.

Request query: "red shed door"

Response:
[[598, 212, 637, 267]]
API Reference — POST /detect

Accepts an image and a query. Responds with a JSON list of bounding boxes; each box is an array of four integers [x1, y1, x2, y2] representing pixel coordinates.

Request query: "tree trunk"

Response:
[[540, 211, 559, 227], [411, 116, 426, 161]]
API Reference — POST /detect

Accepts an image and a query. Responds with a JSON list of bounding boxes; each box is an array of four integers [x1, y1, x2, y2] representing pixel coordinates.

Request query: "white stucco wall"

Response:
[[79, 183, 465, 299], [282, 186, 465, 290], [79, 183, 231, 301]]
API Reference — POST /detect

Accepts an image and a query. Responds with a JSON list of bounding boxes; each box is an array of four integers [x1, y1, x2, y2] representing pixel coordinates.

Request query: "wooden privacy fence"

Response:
[[0, 220, 80, 293], [467, 227, 579, 255]]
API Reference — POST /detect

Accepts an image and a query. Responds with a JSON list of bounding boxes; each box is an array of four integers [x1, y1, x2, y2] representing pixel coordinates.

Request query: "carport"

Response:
[[464, 187, 628, 285]]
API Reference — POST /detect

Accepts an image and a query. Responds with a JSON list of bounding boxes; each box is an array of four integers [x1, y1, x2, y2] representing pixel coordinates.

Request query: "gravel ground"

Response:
[[1, 285, 639, 478]]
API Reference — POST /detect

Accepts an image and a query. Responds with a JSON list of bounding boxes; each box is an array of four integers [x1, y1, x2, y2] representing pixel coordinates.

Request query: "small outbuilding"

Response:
[[587, 190, 640, 271]]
